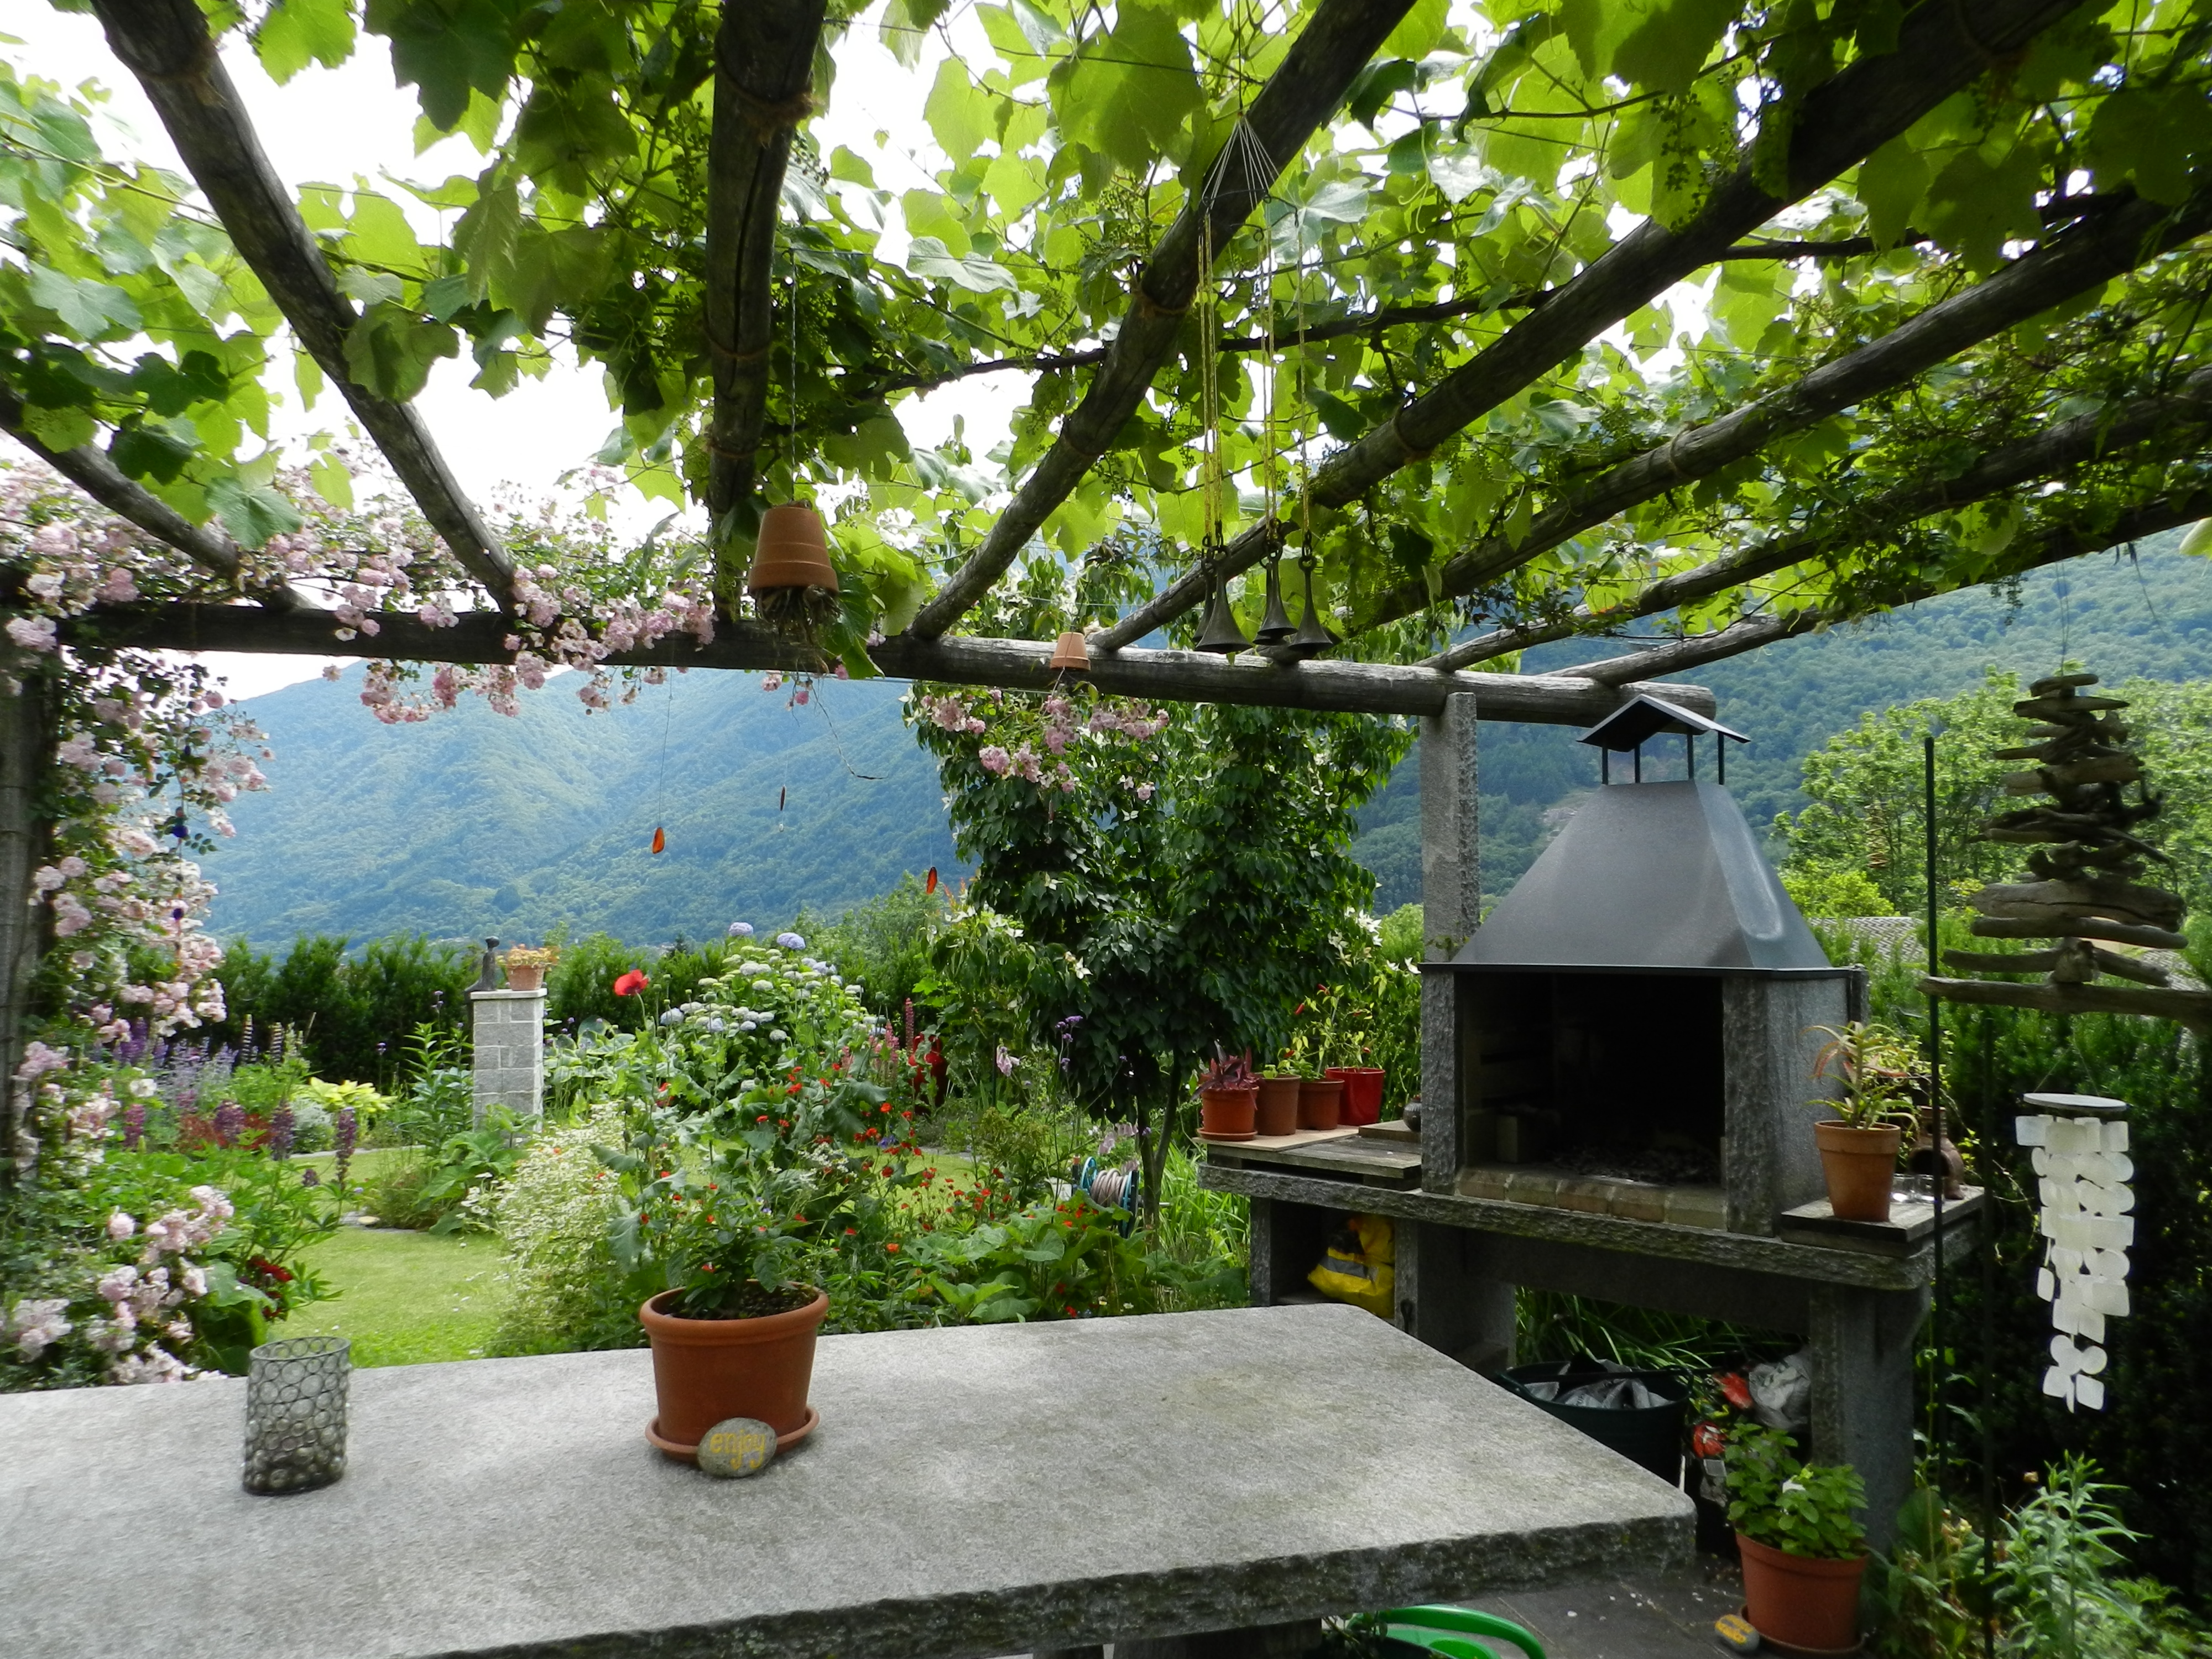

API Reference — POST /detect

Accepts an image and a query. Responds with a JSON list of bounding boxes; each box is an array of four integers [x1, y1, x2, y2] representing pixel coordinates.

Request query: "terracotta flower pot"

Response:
[[640, 1285, 828, 1457], [503, 963, 545, 993], [1736, 1532, 1868, 1652], [1814, 1121, 1903, 1222], [1255, 1076, 1302, 1137], [746, 504, 839, 594], [1198, 1086, 1258, 1140], [1326, 1066, 1385, 1126], [1298, 1077, 1343, 1131]]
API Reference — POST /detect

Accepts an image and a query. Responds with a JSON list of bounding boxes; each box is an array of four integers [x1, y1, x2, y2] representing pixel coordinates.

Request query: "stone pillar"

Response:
[[1808, 1282, 1928, 1552], [1418, 691, 1477, 1193], [470, 989, 545, 1122]]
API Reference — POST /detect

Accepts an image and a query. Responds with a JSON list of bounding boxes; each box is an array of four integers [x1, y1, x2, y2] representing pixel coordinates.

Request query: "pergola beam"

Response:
[[1387, 189, 2212, 643], [61, 603, 1712, 724], [1094, 0, 2091, 653], [906, 0, 1421, 639], [87, 0, 517, 608], [1433, 361, 2212, 669], [703, 0, 827, 540], [0, 391, 295, 608]]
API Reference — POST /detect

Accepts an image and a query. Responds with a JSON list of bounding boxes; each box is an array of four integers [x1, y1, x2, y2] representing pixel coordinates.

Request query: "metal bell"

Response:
[[1254, 560, 1296, 645], [1193, 575, 1250, 655], [1280, 565, 1334, 659]]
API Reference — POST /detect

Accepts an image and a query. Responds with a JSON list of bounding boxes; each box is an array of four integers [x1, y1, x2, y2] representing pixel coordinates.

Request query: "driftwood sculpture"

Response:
[[1923, 672, 2212, 1032]]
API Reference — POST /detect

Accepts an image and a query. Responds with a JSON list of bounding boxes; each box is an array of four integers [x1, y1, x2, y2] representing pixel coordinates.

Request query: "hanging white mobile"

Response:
[[2016, 1092, 2133, 1412]]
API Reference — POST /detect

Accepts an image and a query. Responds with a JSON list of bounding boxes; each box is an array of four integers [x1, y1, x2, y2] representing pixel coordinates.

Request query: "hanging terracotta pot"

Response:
[[1298, 1077, 1343, 1131], [640, 1286, 828, 1461], [1736, 1532, 1868, 1653], [1814, 1121, 1902, 1222], [1048, 630, 1089, 671], [1198, 1086, 1258, 1140], [746, 504, 839, 595], [1255, 1076, 1301, 1137]]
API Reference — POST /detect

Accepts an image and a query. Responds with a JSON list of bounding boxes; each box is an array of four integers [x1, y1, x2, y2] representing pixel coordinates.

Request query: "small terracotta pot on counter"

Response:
[[1814, 1121, 1903, 1222], [1298, 1077, 1343, 1131], [640, 1286, 828, 1459], [1254, 1076, 1302, 1137], [1736, 1532, 1867, 1653], [1198, 1086, 1258, 1140], [503, 963, 545, 993]]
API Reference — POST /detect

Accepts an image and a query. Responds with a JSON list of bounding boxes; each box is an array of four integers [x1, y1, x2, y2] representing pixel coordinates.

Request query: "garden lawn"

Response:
[[285, 1226, 500, 1367]]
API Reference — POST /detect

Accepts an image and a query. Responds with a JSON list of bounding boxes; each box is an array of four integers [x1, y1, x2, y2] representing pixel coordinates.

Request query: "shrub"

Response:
[[487, 1103, 637, 1355], [208, 934, 476, 1088]]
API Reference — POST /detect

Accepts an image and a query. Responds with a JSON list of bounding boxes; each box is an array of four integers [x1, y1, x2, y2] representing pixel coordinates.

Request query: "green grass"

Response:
[[285, 1227, 502, 1367]]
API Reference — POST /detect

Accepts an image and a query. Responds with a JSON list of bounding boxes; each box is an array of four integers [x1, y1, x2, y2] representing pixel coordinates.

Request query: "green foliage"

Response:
[[1809, 1020, 1924, 1130], [208, 933, 477, 1088], [1777, 671, 2212, 921], [801, 872, 953, 1020], [1726, 1421, 1869, 1562]]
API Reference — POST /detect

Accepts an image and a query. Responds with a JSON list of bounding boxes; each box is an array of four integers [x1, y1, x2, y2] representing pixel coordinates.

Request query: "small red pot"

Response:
[[1736, 1532, 1868, 1653], [1298, 1077, 1343, 1131], [1326, 1066, 1385, 1125], [1198, 1086, 1258, 1139], [1254, 1077, 1302, 1137]]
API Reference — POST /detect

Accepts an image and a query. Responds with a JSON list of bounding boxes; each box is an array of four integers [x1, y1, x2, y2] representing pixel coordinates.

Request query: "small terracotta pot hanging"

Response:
[[1048, 630, 1089, 671], [747, 504, 839, 596]]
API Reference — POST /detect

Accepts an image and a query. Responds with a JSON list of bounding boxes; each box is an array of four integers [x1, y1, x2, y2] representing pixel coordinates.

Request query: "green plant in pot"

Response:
[[607, 1073, 896, 1462], [1725, 1422, 1870, 1651], [1254, 1056, 1302, 1139], [1807, 1020, 1919, 1222], [1196, 1048, 1258, 1141]]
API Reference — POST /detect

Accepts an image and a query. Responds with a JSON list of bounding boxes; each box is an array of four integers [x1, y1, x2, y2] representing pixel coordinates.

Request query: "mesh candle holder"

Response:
[[243, 1335, 350, 1494]]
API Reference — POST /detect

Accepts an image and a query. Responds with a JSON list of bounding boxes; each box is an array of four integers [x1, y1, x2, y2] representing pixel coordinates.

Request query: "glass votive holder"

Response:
[[243, 1335, 350, 1495]]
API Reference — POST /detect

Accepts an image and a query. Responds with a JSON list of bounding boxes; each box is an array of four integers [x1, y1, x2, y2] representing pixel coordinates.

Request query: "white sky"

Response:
[[7, 2, 1016, 698]]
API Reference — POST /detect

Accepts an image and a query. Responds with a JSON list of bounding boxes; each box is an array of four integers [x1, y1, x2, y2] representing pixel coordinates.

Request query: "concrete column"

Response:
[[470, 989, 545, 1122], [1395, 1219, 1516, 1373], [1419, 691, 1477, 1193], [1808, 1282, 1928, 1552]]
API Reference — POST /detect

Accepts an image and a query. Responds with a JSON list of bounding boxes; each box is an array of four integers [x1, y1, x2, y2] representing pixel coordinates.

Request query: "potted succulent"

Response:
[[1197, 1048, 1259, 1140], [1255, 1065, 1302, 1138], [1724, 1422, 1869, 1652], [1807, 1021, 1918, 1222], [502, 942, 559, 993]]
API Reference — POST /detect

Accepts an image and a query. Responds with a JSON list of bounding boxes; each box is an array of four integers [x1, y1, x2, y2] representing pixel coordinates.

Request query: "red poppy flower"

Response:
[[613, 969, 650, 997], [1719, 1373, 1754, 1411], [1692, 1423, 1727, 1459]]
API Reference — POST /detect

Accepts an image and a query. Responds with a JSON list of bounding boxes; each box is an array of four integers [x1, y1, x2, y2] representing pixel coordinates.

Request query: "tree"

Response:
[[912, 678, 1408, 1213]]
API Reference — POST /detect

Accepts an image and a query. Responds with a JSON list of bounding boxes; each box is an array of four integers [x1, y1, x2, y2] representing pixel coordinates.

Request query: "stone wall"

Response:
[[471, 989, 544, 1121]]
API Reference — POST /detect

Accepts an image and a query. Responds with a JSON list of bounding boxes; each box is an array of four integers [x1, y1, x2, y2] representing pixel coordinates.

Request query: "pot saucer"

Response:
[[1198, 1130, 1256, 1142], [1739, 1609, 1862, 1657], [646, 1406, 818, 1464]]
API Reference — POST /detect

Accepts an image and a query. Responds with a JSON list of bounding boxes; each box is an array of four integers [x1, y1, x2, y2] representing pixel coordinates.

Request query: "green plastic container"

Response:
[[1499, 1361, 1688, 1484]]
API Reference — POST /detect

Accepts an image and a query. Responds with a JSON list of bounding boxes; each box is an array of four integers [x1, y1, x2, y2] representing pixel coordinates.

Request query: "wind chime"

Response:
[[746, 251, 839, 641], [2014, 1092, 2133, 1412]]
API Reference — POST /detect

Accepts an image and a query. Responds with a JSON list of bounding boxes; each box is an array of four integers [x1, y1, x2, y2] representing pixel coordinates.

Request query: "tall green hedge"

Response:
[[207, 935, 477, 1084]]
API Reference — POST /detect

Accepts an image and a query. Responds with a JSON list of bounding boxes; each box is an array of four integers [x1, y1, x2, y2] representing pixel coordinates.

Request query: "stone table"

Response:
[[0, 1303, 1689, 1659]]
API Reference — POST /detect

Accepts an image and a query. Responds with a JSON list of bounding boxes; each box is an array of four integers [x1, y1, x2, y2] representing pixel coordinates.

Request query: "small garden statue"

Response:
[[472, 938, 500, 993]]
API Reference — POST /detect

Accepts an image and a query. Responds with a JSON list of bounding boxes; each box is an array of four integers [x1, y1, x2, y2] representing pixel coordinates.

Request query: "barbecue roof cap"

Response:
[[1579, 693, 1749, 753], [1449, 780, 1834, 973]]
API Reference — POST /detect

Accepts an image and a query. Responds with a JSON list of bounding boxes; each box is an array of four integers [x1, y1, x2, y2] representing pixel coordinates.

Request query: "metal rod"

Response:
[[1686, 731, 1695, 779], [1979, 1013, 1997, 1659], [1601, 748, 1610, 785], [1634, 743, 1642, 784], [1925, 727, 1945, 1479], [1718, 736, 1727, 785]]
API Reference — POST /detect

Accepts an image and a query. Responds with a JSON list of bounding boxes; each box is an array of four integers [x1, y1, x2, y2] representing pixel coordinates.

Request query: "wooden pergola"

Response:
[[4, 0, 2209, 1088]]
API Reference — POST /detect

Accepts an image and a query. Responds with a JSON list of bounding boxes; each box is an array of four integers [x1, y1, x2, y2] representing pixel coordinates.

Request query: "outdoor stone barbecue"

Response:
[[1201, 694, 1979, 1548]]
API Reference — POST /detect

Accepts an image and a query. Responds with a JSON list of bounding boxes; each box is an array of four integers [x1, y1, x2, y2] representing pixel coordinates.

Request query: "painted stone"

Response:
[[696, 1417, 776, 1478]]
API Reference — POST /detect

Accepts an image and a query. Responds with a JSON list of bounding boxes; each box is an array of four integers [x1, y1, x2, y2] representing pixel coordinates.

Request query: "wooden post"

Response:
[[0, 670, 53, 1183], [1419, 692, 1477, 1192]]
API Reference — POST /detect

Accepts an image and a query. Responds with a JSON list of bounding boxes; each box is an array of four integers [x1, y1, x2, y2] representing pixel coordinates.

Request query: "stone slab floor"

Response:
[[1472, 1557, 1749, 1657]]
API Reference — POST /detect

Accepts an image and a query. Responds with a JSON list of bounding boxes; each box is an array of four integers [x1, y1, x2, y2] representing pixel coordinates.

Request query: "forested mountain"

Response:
[[205, 535, 2211, 945]]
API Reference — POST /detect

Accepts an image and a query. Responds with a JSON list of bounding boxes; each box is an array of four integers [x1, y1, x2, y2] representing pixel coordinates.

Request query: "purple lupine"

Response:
[[213, 1100, 246, 1147], [333, 1107, 358, 1193], [300, 1166, 320, 1187], [268, 1105, 295, 1160], [121, 1102, 147, 1150]]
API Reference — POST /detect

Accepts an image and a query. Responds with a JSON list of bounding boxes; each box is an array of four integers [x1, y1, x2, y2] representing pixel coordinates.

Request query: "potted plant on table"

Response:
[[1254, 1064, 1302, 1138], [1724, 1422, 1869, 1653], [502, 943, 559, 993], [1197, 1048, 1259, 1140], [1807, 1021, 1918, 1222], [609, 1076, 895, 1460]]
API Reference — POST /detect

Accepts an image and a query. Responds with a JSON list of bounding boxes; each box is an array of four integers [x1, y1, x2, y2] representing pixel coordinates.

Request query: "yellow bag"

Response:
[[1307, 1213, 1395, 1318]]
